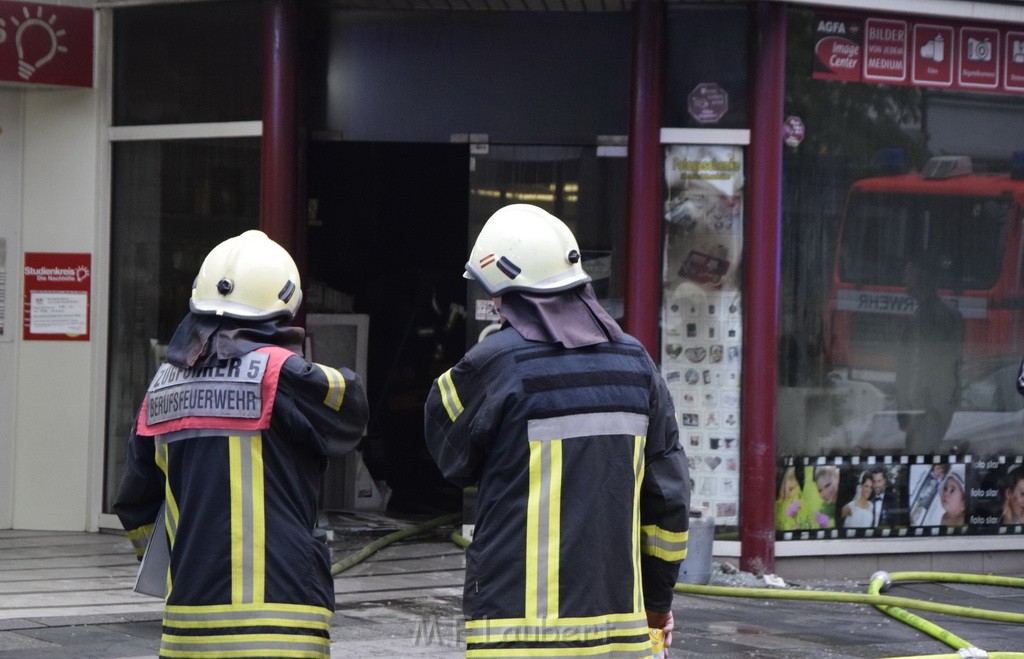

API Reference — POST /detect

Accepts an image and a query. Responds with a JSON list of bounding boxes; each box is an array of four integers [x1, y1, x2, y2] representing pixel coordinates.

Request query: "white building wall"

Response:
[[10, 87, 100, 530], [0, 91, 24, 530]]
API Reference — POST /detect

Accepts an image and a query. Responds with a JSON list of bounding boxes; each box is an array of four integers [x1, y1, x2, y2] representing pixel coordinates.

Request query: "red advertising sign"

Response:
[[1005, 30, 1024, 92], [815, 11, 1024, 98], [863, 18, 907, 83], [812, 17, 863, 82], [23, 252, 91, 341], [958, 26, 999, 89], [0, 1, 93, 88], [911, 24, 954, 87]]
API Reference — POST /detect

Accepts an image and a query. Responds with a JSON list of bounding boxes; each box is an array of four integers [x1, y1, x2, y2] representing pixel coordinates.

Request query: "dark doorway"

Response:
[[306, 141, 469, 514]]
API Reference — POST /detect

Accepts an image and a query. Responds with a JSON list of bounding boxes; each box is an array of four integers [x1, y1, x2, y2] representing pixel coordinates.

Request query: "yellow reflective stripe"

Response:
[[155, 442, 169, 475], [155, 442, 177, 595], [641, 526, 688, 544], [250, 435, 266, 603], [161, 650, 326, 659], [525, 438, 562, 619], [229, 436, 245, 603], [546, 440, 562, 619], [126, 523, 154, 557], [229, 434, 265, 604], [640, 525, 689, 562], [465, 612, 653, 658], [155, 443, 180, 534], [437, 368, 464, 421], [160, 633, 329, 659], [315, 364, 346, 411], [525, 441, 541, 619], [161, 633, 329, 646], [466, 641, 652, 657], [631, 435, 645, 611]]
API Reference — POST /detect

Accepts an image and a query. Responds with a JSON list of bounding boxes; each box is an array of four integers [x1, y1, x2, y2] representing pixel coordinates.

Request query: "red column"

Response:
[[740, 1, 786, 575], [260, 0, 297, 255], [624, 0, 664, 357]]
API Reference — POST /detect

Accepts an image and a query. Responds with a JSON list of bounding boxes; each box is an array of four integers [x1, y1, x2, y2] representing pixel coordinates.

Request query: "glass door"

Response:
[[465, 144, 629, 345]]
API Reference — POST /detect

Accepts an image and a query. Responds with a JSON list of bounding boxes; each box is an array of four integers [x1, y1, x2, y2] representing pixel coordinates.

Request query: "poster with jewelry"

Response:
[[661, 144, 744, 527]]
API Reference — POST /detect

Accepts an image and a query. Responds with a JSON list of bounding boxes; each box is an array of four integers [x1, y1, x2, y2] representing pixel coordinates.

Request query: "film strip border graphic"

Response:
[[774, 454, 1024, 541]]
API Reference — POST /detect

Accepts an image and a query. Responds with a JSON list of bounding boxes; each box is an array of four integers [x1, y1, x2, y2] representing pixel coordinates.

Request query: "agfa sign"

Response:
[[687, 83, 729, 124], [0, 1, 93, 88]]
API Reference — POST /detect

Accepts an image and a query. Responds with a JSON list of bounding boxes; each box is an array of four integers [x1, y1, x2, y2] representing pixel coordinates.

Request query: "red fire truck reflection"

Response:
[[825, 155, 1024, 454]]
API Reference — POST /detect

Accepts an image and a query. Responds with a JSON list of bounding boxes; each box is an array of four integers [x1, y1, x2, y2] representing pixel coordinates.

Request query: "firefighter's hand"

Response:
[[647, 609, 674, 648]]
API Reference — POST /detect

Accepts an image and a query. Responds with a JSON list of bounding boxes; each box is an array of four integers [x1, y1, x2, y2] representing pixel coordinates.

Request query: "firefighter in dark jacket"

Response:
[[424, 204, 690, 658], [114, 230, 369, 659]]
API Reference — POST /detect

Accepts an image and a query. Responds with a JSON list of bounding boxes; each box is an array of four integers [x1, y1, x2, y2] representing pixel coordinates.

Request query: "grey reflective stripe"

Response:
[[536, 440, 553, 618], [314, 363, 346, 411], [641, 532, 688, 554], [163, 608, 330, 624], [156, 429, 238, 444], [160, 638, 329, 655], [438, 369, 464, 421], [162, 502, 177, 540], [239, 435, 255, 604], [467, 617, 646, 639], [527, 412, 648, 442]]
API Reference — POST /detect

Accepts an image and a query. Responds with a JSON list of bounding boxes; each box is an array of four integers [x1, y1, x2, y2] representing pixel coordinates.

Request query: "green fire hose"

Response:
[[332, 516, 1024, 658], [330, 512, 459, 575], [673, 569, 1024, 658]]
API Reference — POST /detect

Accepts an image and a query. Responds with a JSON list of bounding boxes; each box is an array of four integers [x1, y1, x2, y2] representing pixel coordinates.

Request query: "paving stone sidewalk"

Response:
[[2, 518, 1023, 658]]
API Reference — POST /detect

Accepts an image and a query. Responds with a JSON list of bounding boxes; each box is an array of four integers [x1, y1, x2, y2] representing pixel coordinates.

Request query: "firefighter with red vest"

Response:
[[424, 204, 690, 658], [114, 230, 368, 659]]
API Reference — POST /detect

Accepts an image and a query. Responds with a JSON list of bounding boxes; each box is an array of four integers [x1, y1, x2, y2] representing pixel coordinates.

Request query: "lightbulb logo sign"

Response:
[[0, 1, 92, 88], [9, 5, 68, 80]]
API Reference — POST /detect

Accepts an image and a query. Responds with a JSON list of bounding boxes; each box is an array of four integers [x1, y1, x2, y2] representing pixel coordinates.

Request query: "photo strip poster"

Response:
[[775, 455, 1024, 539], [661, 144, 744, 527]]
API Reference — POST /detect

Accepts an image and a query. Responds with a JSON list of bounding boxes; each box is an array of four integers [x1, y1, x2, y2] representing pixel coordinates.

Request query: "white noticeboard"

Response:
[[660, 141, 746, 527]]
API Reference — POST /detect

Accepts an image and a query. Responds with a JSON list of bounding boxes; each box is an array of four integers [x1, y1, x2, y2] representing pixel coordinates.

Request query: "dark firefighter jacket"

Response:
[[114, 327, 368, 659], [424, 326, 690, 659]]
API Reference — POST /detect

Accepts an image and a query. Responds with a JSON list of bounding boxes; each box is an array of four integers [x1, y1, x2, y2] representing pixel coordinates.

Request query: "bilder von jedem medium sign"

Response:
[[813, 11, 1024, 94], [0, 1, 93, 87]]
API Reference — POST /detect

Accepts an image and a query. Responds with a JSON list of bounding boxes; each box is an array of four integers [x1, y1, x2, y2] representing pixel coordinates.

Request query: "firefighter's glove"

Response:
[[646, 609, 674, 649]]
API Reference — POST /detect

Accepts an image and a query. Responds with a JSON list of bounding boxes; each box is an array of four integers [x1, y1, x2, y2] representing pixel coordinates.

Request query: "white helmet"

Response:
[[465, 204, 591, 296], [190, 230, 302, 320]]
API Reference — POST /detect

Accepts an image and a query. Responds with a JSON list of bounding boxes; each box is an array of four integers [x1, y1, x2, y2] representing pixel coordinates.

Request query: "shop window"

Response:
[[465, 145, 628, 345], [777, 7, 1024, 540], [103, 139, 259, 510], [112, 1, 261, 126]]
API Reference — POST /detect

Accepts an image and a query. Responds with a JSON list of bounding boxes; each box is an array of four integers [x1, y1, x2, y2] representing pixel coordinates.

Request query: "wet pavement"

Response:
[[1, 515, 1023, 658]]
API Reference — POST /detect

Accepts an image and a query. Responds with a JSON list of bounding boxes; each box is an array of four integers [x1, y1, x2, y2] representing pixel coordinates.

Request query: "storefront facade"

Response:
[[1, 0, 1022, 577]]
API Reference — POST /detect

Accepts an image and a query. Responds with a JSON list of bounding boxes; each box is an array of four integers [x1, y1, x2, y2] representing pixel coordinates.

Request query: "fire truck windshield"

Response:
[[838, 191, 1010, 290]]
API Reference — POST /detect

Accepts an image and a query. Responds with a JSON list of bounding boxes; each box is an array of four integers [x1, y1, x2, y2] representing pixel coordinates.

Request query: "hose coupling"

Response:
[[870, 570, 892, 592], [958, 647, 988, 659]]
